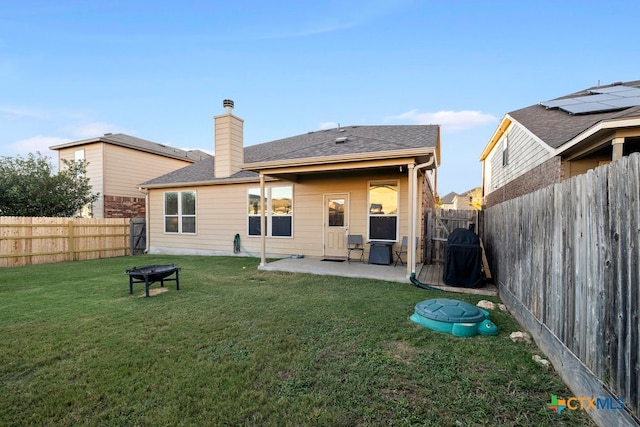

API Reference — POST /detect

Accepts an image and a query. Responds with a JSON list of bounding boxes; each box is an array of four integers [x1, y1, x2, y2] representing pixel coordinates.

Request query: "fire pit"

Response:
[[126, 264, 180, 297]]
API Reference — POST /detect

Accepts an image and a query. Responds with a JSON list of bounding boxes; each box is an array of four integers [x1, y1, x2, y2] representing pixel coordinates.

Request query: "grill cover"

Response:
[[442, 228, 484, 288]]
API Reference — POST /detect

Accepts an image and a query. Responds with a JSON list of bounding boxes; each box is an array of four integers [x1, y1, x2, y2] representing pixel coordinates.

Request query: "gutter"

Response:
[[243, 148, 434, 170], [139, 176, 275, 190]]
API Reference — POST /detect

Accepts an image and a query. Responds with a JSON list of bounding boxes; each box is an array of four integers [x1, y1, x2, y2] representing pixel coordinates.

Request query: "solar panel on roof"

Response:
[[590, 85, 637, 94], [542, 84, 640, 115], [600, 97, 640, 108], [561, 103, 613, 115], [615, 88, 640, 97], [576, 93, 620, 103], [541, 98, 584, 108]]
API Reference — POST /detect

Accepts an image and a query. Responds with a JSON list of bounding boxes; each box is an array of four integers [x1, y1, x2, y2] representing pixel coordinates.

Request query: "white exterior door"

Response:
[[324, 194, 348, 258]]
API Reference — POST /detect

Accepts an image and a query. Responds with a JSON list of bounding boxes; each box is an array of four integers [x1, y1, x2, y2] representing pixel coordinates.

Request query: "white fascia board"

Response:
[[554, 116, 640, 156]]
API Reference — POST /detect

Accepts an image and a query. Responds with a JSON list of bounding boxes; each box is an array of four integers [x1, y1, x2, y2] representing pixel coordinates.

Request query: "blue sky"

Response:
[[1, 1, 639, 195]]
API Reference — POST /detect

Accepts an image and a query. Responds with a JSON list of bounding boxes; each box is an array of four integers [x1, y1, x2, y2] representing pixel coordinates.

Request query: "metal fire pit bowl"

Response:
[[126, 264, 180, 297]]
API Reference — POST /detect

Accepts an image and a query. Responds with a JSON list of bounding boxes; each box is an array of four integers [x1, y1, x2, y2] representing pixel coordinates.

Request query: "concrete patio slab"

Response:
[[258, 256, 411, 283], [259, 257, 498, 297]]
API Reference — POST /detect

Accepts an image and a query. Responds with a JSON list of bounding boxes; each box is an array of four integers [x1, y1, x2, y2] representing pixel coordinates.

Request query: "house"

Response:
[[50, 133, 210, 218], [439, 192, 457, 209], [480, 80, 640, 207], [438, 187, 481, 210], [140, 100, 440, 277]]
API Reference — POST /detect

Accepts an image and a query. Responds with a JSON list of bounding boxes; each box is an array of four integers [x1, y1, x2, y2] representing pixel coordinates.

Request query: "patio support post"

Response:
[[260, 173, 266, 267], [407, 163, 415, 279], [612, 137, 624, 161]]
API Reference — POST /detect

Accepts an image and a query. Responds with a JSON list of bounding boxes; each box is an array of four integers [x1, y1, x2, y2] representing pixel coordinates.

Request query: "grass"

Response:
[[0, 255, 594, 426]]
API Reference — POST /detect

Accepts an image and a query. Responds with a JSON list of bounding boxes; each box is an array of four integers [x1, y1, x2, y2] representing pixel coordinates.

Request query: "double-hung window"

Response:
[[368, 181, 398, 241], [164, 191, 196, 234], [247, 185, 293, 237]]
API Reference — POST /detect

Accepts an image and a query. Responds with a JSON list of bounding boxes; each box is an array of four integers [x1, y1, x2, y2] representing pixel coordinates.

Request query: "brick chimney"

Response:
[[214, 99, 244, 178]]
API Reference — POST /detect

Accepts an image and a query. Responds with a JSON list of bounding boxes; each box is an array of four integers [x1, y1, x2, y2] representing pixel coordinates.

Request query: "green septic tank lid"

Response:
[[414, 298, 486, 323]]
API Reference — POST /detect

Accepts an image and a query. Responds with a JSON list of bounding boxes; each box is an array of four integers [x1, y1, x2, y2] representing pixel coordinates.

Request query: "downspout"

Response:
[[145, 191, 149, 254], [408, 153, 438, 288], [138, 187, 150, 254]]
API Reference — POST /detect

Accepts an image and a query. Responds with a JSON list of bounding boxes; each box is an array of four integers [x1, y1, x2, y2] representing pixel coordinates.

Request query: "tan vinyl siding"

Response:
[[57, 143, 105, 217], [564, 156, 611, 178], [487, 123, 552, 193], [148, 173, 412, 258], [214, 114, 244, 178], [103, 144, 193, 197]]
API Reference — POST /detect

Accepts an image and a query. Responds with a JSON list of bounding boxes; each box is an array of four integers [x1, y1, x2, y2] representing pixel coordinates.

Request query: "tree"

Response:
[[0, 153, 99, 217]]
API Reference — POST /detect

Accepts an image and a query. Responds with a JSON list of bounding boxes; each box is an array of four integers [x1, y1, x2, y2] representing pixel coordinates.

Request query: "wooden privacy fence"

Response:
[[0, 217, 130, 267], [426, 208, 479, 263], [484, 153, 640, 426]]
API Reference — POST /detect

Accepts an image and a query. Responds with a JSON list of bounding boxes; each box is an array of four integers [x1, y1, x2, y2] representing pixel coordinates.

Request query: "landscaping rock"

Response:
[[509, 331, 532, 344], [498, 304, 507, 311], [476, 300, 496, 310], [533, 355, 551, 368]]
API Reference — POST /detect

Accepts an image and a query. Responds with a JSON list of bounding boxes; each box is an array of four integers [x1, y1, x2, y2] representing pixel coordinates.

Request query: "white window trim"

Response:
[[502, 135, 509, 167], [367, 180, 399, 242], [247, 185, 293, 238], [164, 190, 197, 235]]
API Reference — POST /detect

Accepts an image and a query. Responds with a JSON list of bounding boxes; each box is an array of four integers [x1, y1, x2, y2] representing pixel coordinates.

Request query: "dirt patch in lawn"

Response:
[[138, 287, 169, 297]]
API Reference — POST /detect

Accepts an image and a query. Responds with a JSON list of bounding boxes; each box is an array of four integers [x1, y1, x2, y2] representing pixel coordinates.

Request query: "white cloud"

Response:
[[387, 110, 498, 131], [319, 121, 338, 130], [247, 1, 410, 40], [65, 121, 125, 139], [10, 136, 72, 158], [0, 105, 47, 121]]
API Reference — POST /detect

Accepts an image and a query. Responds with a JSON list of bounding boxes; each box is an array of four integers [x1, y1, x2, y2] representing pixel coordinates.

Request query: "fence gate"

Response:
[[130, 218, 146, 255], [426, 209, 478, 264]]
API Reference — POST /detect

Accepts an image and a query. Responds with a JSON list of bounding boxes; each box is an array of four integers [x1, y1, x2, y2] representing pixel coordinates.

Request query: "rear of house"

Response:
[[141, 101, 440, 276]]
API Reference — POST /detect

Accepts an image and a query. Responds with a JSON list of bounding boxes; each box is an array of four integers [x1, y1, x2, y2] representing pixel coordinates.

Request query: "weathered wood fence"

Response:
[[426, 208, 479, 263], [484, 153, 640, 426], [0, 217, 130, 267]]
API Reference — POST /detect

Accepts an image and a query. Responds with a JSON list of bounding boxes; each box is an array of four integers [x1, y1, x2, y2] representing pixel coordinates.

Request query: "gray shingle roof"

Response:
[[244, 125, 439, 164], [141, 158, 258, 186], [440, 192, 458, 204], [510, 80, 640, 149], [142, 125, 439, 186], [50, 133, 212, 162]]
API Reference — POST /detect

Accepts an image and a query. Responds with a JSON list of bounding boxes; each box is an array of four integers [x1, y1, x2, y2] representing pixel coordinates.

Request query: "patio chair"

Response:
[[347, 234, 365, 263], [394, 236, 408, 267]]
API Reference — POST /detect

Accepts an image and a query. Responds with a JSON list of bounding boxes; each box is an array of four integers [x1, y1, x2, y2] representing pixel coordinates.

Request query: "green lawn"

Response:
[[0, 255, 593, 426]]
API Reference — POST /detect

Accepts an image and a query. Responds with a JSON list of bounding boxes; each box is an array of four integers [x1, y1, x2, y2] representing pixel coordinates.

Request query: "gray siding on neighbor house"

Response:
[[487, 122, 552, 193]]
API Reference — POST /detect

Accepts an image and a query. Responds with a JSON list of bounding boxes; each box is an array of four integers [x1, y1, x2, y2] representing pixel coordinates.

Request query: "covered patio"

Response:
[[259, 257, 497, 296]]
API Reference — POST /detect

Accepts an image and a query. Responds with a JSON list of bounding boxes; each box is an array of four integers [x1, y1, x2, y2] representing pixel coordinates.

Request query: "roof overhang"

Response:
[[556, 116, 640, 159], [50, 137, 201, 163], [140, 175, 272, 190], [244, 148, 436, 171], [49, 138, 103, 150], [480, 116, 512, 161], [244, 149, 437, 182]]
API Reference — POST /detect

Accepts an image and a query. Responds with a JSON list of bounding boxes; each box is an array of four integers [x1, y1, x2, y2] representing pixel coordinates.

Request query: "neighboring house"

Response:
[[439, 192, 457, 209], [140, 100, 440, 277], [439, 187, 481, 210], [50, 133, 210, 218], [480, 80, 640, 207]]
